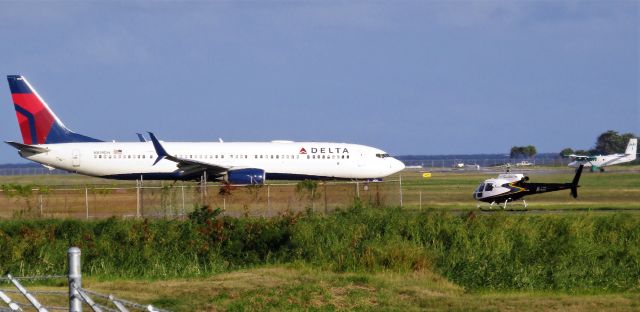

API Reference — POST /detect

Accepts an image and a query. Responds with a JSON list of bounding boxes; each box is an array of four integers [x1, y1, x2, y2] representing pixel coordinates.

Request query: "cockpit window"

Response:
[[375, 153, 391, 158], [484, 183, 494, 192], [475, 184, 484, 193]]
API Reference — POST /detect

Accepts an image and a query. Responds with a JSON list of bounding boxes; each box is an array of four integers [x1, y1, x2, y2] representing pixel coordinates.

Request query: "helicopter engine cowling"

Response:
[[227, 168, 266, 185]]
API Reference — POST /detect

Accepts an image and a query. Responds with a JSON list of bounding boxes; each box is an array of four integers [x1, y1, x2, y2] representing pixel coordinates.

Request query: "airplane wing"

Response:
[[5, 141, 49, 154], [147, 132, 229, 177], [576, 156, 596, 161], [566, 154, 595, 161]]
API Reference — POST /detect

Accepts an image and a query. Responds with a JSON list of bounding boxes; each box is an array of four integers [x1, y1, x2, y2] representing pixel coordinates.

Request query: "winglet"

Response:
[[148, 132, 168, 166], [570, 164, 584, 198], [136, 133, 147, 142]]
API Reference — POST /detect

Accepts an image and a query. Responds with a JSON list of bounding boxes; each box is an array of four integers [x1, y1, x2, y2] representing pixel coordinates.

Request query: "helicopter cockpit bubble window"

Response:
[[484, 183, 494, 192], [475, 184, 484, 194]]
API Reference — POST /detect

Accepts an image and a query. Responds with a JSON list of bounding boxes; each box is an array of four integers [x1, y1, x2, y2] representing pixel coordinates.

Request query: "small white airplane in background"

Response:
[[515, 161, 533, 167], [567, 138, 637, 172]]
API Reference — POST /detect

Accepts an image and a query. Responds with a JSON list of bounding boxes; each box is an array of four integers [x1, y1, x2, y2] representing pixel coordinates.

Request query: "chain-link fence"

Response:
[[0, 180, 414, 219], [400, 157, 571, 168], [0, 248, 168, 312]]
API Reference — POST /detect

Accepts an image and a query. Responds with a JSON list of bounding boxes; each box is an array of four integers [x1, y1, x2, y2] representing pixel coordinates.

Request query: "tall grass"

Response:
[[0, 206, 638, 292]]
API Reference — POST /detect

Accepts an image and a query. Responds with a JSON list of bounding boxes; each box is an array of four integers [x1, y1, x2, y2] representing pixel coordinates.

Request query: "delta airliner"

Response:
[[5, 75, 404, 184]]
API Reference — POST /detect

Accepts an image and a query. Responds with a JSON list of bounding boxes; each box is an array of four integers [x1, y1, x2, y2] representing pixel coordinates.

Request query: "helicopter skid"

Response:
[[477, 199, 528, 211]]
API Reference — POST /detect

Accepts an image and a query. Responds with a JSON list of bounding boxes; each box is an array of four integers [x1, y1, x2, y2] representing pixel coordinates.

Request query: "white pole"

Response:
[[419, 191, 422, 211], [356, 181, 360, 199]]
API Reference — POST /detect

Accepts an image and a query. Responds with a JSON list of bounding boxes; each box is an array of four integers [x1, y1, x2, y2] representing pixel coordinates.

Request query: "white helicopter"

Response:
[[473, 165, 584, 210]]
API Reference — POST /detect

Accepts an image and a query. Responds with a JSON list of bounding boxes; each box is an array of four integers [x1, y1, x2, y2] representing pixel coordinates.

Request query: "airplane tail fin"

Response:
[[7, 75, 101, 144], [624, 138, 637, 157], [570, 164, 584, 198]]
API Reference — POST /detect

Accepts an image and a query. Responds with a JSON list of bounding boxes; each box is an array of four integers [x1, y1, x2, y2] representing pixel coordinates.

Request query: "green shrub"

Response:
[[0, 207, 637, 292]]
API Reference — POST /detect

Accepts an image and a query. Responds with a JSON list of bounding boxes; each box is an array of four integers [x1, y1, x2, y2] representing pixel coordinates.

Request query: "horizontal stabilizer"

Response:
[[5, 141, 48, 154]]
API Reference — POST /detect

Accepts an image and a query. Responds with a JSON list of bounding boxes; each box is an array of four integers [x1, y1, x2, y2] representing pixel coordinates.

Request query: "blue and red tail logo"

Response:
[[7, 75, 101, 144]]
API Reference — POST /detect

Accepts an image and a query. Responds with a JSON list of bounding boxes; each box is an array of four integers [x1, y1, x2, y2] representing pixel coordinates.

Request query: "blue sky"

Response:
[[0, 1, 638, 163]]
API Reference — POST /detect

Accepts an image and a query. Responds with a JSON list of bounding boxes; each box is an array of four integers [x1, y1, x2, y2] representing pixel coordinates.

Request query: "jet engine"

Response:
[[227, 168, 266, 185]]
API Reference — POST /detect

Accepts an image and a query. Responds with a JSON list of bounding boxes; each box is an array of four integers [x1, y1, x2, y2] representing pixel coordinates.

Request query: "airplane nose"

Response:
[[391, 158, 405, 173]]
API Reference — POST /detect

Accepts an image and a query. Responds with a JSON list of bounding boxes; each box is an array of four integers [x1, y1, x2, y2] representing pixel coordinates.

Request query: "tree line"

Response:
[[559, 130, 637, 157], [509, 130, 637, 159], [510, 145, 537, 158]]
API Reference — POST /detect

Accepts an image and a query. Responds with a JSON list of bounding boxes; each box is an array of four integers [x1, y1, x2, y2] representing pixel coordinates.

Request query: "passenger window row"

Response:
[[93, 153, 351, 160], [94, 154, 152, 159]]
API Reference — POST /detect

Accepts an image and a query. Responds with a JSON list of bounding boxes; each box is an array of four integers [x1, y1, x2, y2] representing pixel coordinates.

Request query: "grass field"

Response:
[[396, 166, 640, 210], [0, 165, 638, 219], [1, 206, 639, 311], [0, 166, 638, 311], [10, 266, 640, 311]]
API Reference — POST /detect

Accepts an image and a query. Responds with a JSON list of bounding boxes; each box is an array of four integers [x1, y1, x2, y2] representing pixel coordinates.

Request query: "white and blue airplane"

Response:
[[567, 138, 637, 172], [5, 75, 404, 184]]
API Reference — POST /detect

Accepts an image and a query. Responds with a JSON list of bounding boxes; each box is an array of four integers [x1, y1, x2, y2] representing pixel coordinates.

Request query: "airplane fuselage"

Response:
[[568, 153, 635, 168], [21, 141, 405, 181]]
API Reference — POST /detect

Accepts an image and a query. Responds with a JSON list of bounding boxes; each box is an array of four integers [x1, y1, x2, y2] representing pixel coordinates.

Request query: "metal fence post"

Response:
[[181, 186, 185, 219], [136, 181, 141, 218], [323, 183, 327, 214], [267, 185, 270, 217], [399, 175, 403, 207], [39, 194, 43, 217], [85, 188, 89, 220], [140, 175, 144, 217], [68, 247, 82, 312]]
